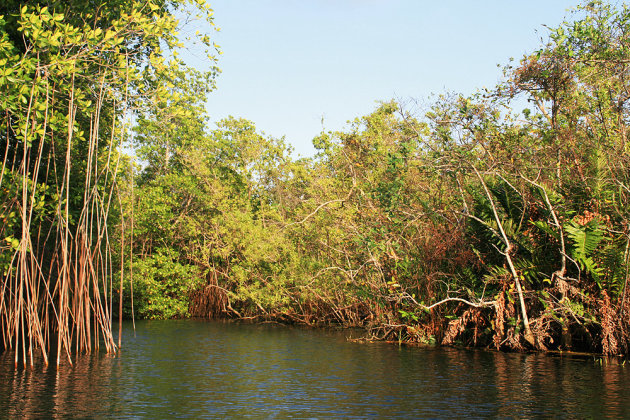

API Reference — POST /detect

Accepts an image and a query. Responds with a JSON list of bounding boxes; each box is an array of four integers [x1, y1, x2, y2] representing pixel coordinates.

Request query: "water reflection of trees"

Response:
[[1, 323, 629, 418], [489, 351, 629, 418], [0, 351, 120, 418]]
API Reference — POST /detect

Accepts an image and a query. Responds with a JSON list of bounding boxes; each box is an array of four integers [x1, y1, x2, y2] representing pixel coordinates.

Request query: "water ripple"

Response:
[[1, 320, 629, 418]]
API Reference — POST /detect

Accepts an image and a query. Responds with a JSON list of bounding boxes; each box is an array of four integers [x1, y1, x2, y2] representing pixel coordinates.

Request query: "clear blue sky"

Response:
[[196, 1, 579, 157]]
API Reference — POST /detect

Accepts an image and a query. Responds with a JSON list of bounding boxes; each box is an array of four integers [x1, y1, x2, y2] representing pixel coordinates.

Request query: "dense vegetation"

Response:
[[3, 0, 630, 365], [0, 0, 217, 365]]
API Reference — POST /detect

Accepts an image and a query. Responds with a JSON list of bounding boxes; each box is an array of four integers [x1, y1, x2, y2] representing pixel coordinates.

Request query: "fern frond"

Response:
[[484, 264, 510, 282], [565, 220, 604, 259], [531, 220, 560, 242], [514, 257, 540, 284]]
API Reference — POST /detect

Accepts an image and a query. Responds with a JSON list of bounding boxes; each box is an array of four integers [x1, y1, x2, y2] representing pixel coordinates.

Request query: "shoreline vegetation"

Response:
[[3, 0, 630, 366]]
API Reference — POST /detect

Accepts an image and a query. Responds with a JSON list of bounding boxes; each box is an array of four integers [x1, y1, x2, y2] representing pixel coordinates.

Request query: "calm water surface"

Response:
[[1, 320, 629, 418]]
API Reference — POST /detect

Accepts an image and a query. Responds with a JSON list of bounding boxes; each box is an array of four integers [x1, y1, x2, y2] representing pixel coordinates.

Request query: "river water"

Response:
[[0, 319, 628, 418]]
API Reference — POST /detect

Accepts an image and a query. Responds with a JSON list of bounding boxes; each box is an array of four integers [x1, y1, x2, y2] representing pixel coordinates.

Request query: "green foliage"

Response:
[[565, 220, 604, 261], [132, 248, 203, 319], [564, 219, 606, 285]]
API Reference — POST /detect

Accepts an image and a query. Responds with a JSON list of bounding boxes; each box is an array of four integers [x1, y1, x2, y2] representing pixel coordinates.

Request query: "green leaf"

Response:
[[531, 220, 560, 241], [565, 220, 603, 260]]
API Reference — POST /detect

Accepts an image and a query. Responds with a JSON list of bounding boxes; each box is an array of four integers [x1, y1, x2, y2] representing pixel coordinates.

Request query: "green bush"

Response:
[[131, 248, 203, 319]]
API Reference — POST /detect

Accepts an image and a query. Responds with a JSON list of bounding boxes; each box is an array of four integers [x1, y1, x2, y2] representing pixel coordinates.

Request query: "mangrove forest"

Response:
[[3, 0, 630, 367]]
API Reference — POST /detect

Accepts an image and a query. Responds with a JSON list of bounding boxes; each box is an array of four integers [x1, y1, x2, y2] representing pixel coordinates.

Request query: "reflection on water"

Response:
[[1, 320, 629, 418]]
